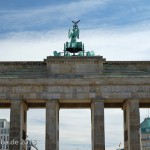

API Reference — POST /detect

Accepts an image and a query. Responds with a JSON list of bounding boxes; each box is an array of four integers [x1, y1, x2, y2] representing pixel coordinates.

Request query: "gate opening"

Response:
[[60, 109, 91, 150], [27, 109, 45, 150], [0, 109, 10, 150], [105, 108, 123, 150]]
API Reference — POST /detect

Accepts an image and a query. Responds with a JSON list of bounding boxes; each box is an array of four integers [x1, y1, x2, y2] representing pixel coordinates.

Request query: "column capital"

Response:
[[46, 99, 59, 103], [130, 99, 140, 103], [10, 98, 22, 103], [10, 99, 28, 104], [91, 99, 104, 103], [123, 99, 139, 105], [125, 99, 139, 102], [123, 99, 139, 110]]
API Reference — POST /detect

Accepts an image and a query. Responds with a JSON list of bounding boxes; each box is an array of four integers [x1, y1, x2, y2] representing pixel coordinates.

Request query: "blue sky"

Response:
[[0, 0, 150, 150], [1, 0, 150, 33], [0, 0, 150, 61]]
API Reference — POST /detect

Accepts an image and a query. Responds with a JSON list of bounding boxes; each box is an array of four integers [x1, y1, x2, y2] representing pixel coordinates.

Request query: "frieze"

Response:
[[47, 60, 101, 64]]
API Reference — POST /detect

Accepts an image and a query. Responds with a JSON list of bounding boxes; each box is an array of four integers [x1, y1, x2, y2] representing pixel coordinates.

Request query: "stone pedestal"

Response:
[[46, 100, 59, 150], [45, 56, 105, 75], [9, 99, 28, 150], [123, 99, 141, 150], [91, 100, 105, 150]]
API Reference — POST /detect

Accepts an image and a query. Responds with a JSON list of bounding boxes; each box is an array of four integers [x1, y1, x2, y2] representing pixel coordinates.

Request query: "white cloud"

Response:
[[0, 30, 68, 61], [140, 108, 150, 122], [0, 27, 150, 61], [81, 28, 150, 60], [0, 109, 10, 121]]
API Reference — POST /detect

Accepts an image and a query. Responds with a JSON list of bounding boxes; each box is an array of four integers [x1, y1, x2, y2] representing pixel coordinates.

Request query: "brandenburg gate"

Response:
[[0, 21, 150, 150]]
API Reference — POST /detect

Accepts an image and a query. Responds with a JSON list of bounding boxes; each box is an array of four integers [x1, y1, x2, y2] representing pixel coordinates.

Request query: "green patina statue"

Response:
[[68, 20, 80, 44], [64, 20, 84, 55], [53, 20, 95, 56]]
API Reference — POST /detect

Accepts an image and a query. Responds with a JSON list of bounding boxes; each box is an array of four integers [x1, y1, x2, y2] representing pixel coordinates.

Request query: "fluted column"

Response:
[[46, 100, 59, 150], [91, 100, 105, 150], [9, 99, 28, 150], [123, 99, 141, 150]]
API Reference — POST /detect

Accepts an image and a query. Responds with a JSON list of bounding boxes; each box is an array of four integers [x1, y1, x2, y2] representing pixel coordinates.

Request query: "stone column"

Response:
[[46, 100, 59, 150], [9, 99, 28, 150], [91, 100, 105, 150], [123, 99, 141, 150]]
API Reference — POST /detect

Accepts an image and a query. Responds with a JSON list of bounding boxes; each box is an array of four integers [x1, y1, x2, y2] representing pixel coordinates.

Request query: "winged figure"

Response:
[[68, 20, 80, 40]]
